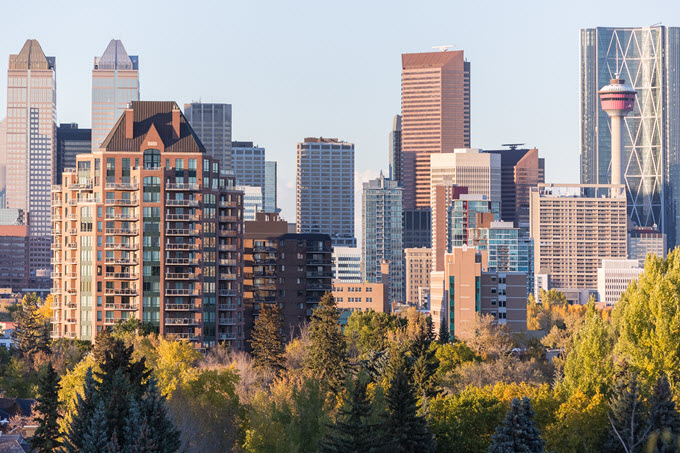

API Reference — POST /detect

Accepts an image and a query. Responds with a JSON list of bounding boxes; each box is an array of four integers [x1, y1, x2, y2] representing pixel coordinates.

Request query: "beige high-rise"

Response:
[[404, 247, 431, 307]]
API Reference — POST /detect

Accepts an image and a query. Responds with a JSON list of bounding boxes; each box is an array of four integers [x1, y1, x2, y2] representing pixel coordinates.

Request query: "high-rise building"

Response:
[[0, 208, 25, 226], [56, 123, 91, 184], [628, 227, 667, 261], [580, 26, 680, 245], [403, 208, 431, 249], [231, 141, 265, 188], [332, 246, 361, 283], [51, 101, 244, 348], [296, 137, 355, 247], [597, 259, 644, 307], [184, 103, 233, 174], [483, 147, 545, 231], [401, 50, 471, 210], [0, 117, 6, 207], [404, 247, 431, 307], [92, 40, 139, 151], [264, 161, 277, 213], [236, 185, 263, 221], [6, 39, 56, 283], [430, 149, 501, 202], [362, 173, 404, 303], [389, 114, 402, 184], [0, 225, 29, 292], [447, 195, 501, 248], [530, 184, 627, 293], [431, 184, 468, 271]]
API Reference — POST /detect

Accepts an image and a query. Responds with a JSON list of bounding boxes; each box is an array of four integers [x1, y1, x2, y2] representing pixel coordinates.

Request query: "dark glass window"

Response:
[[144, 149, 161, 169]]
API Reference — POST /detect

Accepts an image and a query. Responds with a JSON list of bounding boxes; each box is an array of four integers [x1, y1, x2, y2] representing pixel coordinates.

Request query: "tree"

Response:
[[382, 350, 436, 453], [111, 317, 156, 337], [543, 390, 608, 453], [31, 362, 62, 452], [438, 319, 450, 344], [646, 375, 680, 453], [142, 378, 181, 452], [307, 293, 347, 387], [465, 315, 515, 361], [250, 304, 286, 374], [604, 369, 651, 453], [344, 311, 401, 354], [434, 342, 479, 378], [62, 367, 99, 452], [11, 293, 50, 358], [81, 400, 110, 452], [488, 397, 546, 453]]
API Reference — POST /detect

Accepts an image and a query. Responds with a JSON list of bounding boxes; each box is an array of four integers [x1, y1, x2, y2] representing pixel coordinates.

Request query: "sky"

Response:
[[1, 0, 679, 233]]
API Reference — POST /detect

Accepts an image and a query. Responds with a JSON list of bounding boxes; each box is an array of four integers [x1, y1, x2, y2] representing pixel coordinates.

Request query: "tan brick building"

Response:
[[404, 248, 431, 307]]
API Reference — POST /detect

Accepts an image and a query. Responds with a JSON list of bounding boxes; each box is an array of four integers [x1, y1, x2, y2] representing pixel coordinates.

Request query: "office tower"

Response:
[[264, 161, 277, 213], [51, 101, 244, 348], [6, 39, 56, 284], [0, 208, 25, 226], [581, 26, 680, 245], [244, 212, 332, 344], [332, 246, 362, 282], [184, 103, 232, 174], [431, 184, 468, 271], [403, 209, 431, 248], [597, 259, 644, 307], [56, 123, 91, 184], [237, 185, 263, 221], [430, 149, 501, 201], [334, 262, 390, 316], [389, 114, 402, 184], [0, 225, 29, 292], [0, 118, 6, 207], [530, 184, 627, 293], [447, 194, 501, 247], [296, 137, 355, 247], [362, 173, 404, 303], [92, 39, 139, 151], [404, 247, 431, 307], [401, 50, 470, 210], [483, 147, 545, 230], [628, 227, 667, 261], [231, 141, 265, 188]]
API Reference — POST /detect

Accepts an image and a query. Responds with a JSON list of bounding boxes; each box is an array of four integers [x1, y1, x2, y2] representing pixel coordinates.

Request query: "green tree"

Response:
[[81, 400, 110, 452], [111, 317, 156, 337], [31, 362, 62, 452], [250, 304, 286, 374], [142, 378, 181, 452], [543, 390, 608, 453], [11, 293, 50, 358], [646, 375, 680, 453], [344, 311, 401, 354], [307, 293, 347, 387], [488, 397, 546, 453], [604, 369, 650, 453], [62, 367, 99, 452], [438, 319, 450, 344], [435, 342, 479, 378]]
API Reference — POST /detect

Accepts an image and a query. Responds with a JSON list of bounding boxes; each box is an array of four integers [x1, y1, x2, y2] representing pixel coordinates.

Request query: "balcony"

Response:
[[51, 287, 62, 294], [220, 273, 238, 281], [64, 272, 78, 279], [165, 273, 197, 280], [105, 303, 139, 311], [166, 229, 199, 236], [218, 318, 238, 326], [69, 182, 93, 191], [307, 272, 332, 278], [52, 185, 61, 192], [220, 259, 238, 266], [253, 246, 276, 253], [105, 272, 138, 280], [166, 332, 199, 341], [63, 331, 77, 339], [66, 228, 77, 235], [104, 288, 138, 296], [219, 244, 238, 251], [219, 201, 238, 208], [105, 258, 138, 265], [105, 213, 138, 221], [219, 230, 238, 237], [218, 333, 237, 341], [105, 243, 138, 250], [166, 183, 199, 191], [104, 317, 126, 325], [219, 289, 237, 296], [166, 257, 199, 265], [166, 199, 200, 207], [219, 216, 237, 222], [52, 200, 62, 207], [65, 288, 77, 295], [166, 243, 200, 251], [218, 304, 238, 311], [52, 214, 62, 221], [165, 303, 198, 311], [165, 318, 198, 326], [105, 182, 138, 190], [165, 288, 199, 296], [166, 214, 200, 221], [65, 301, 77, 309], [105, 228, 138, 235], [51, 243, 62, 250], [105, 198, 139, 206], [64, 318, 77, 324]]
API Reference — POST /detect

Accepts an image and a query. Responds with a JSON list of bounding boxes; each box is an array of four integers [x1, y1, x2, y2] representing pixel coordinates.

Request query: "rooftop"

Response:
[[94, 39, 137, 70], [9, 39, 53, 70]]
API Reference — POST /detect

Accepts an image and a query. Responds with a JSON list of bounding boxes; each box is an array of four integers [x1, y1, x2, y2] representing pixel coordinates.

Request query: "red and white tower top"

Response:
[[599, 78, 636, 115]]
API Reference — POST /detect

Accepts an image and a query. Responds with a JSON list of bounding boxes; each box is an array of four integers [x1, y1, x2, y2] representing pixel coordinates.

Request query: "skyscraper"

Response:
[[92, 39, 139, 151], [264, 161, 277, 213], [56, 123, 91, 184], [0, 117, 6, 207], [231, 141, 265, 188], [6, 39, 56, 282], [296, 137, 355, 247], [389, 114, 402, 184], [580, 26, 680, 246], [362, 173, 404, 303], [184, 103, 233, 174]]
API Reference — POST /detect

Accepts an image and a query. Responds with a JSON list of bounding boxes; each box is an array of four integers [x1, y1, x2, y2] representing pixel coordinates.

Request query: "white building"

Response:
[[264, 161, 277, 213], [332, 246, 361, 283], [597, 259, 644, 307], [237, 186, 263, 221], [430, 149, 502, 205]]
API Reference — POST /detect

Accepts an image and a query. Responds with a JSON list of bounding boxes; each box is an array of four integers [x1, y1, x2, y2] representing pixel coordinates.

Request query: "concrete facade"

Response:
[[597, 259, 644, 307], [405, 247, 431, 308]]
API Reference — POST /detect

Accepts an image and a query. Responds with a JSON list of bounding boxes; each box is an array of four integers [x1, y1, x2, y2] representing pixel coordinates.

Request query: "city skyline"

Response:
[[1, 1, 678, 224]]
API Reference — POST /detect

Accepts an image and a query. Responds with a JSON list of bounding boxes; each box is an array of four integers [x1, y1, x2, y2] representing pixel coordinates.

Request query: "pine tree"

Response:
[[307, 292, 347, 388], [249, 303, 286, 374], [91, 328, 116, 363], [62, 367, 99, 452], [604, 369, 651, 453], [11, 293, 50, 358], [646, 375, 680, 453], [488, 397, 546, 453], [438, 319, 450, 344], [382, 350, 436, 453], [95, 337, 150, 399], [321, 374, 382, 453], [81, 400, 110, 453], [31, 362, 62, 453], [142, 378, 181, 452]]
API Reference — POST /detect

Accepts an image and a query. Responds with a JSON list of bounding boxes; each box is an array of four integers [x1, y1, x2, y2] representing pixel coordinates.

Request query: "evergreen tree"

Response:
[[321, 374, 382, 453], [249, 303, 286, 374], [142, 378, 181, 452], [604, 369, 651, 453], [62, 367, 99, 452], [91, 328, 116, 363], [488, 397, 546, 453], [382, 350, 436, 453], [31, 362, 62, 453], [95, 337, 150, 399], [11, 293, 50, 358], [438, 319, 450, 344], [81, 400, 110, 453], [646, 375, 680, 453], [307, 292, 347, 387], [412, 349, 439, 401]]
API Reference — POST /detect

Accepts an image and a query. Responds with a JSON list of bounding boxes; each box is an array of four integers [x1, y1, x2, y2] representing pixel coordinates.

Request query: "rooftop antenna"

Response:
[[432, 45, 455, 52], [501, 143, 525, 150]]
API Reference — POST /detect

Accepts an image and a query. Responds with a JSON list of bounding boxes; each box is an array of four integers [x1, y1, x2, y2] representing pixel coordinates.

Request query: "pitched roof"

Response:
[[402, 50, 464, 70], [100, 101, 206, 153], [8, 40, 51, 70], [96, 39, 136, 70]]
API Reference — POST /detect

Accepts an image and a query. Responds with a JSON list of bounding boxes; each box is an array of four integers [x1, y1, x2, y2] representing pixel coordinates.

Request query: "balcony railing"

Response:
[[220, 273, 238, 281], [105, 213, 138, 221], [165, 318, 198, 325], [219, 230, 238, 237], [218, 318, 238, 326], [165, 243, 200, 251], [105, 303, 139, 311], [219, 244, 238, 251], [105, 243, 138, 250], [105, 198, 139, 206], [219, 216, 238, 222], [166, 257, 199, 265], [219, 201, 238, 208], [219, 289, 237, 296], [166, 229, 199, 236], [218, 304, 238, 311], [105, 258, 139, 265], [165, 273, 197, 280], [165, 303, 198, 311], [104, 288, 138, 295], [218, 333, 237, 340], [105, 182, 138, 190], [166, 199, 200, 207], [165, 289, 200, 296], [166, 183, 199, 191], [105, 228, 138, 235], [165, 214, 201, 221], [105, 272, 138, 279]]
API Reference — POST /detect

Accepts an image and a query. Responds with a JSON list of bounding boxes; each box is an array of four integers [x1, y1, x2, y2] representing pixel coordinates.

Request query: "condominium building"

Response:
[[628, 227, 667, 261], [334, 261, 389, 314], [92, 40, 139, 151], [389, 114, 402, 184], [362, 173, 403, 303], [56, 123, 91, 184], [51, 101, 244, 348], [530, 184, 627, 292], [296, 137, 355, 247], [6, 39, 56, 283], [332, 246, 361, 283], [401, 50, 471, 210], [264, 161, 277, 213], [236, 185, 263, 221], [431, 184, 468, 272], [446, 194, 501, 248], [580, 26, 680, 246], [0, 117, 6, 206], [404, 247, 431, 307], [597, 259, 644, 307], [244, 212, 332, 344], [184, 103, 232, 174]]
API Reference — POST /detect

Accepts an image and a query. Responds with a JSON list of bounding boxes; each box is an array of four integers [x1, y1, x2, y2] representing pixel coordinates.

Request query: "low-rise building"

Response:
[[597, 259, 644, 307], [334, 261, 389, 314]]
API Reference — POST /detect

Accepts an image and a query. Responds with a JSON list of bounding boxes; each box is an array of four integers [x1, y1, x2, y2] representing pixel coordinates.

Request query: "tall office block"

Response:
[[430, 149, 501, 202], [264, 161, 277, 213], [332, 246, 362, 283], [56, 123, 91, 184], [389, 114, 402, 184], [483, 147, 544, 230], [580, 26, 680, 245], [51, 102, 244, 348], [0, 225, 30, 292], [530, 184, 627, 293], [401, 50, 470, 210], [362, 173, 403, 303], [403, 209, 431, 249], [92, 40, 139, 151], [628, 227, 667, 261], [405, 247, 431, 307], [296, 137, 355, 247], [431, 184, 468, 271], [0, 117, 6, 207], [6, 39, 56, 283], [184, 103, 233, 174], [231, 141, 265, 188], [237, 185, 263, 221]]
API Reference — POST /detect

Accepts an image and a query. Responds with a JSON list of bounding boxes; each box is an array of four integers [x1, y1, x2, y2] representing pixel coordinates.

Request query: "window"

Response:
[[144, 149, 161, 169]]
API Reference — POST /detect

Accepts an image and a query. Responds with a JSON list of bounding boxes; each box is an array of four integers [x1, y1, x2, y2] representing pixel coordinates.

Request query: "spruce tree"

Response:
[[95, 337, 150, 399], [31, 362, 62, 453], [646, 375, 680, 453], [307, 292, 347, 387], [81, 400, 109, 453], [488, 397, 546, 453], [142, 378, 181, 452], [62, 367, 99, 452], [382, 349, 436, 453], [249, 303, 286, 374], [11, 293, 50, 358], [604, 369, 651, 453], [438, 319, 450, 344]]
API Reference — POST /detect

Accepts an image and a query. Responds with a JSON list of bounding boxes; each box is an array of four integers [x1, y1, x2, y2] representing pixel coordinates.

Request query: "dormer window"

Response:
[[143, 149, 161, 169]]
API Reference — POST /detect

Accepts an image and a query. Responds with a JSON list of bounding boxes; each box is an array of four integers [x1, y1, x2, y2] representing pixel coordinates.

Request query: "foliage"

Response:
[[646, 375, 680, 453], [111, 317, 157, 337], [604, 369, 650, 453], [11, 293, 51, 359], [543, 390, 608, 453], [344, 310, 402, 354], [488, 397, 546, 453], [307, 293, 347, 388], [31, 362, 62, 452], [435, 342, 479, 377], [250, 304, 286, 374], [147, 336, 201, 397], [465, 315, 516, 361]]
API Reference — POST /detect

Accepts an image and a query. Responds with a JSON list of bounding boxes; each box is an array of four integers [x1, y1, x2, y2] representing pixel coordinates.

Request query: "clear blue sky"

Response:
[[1, 0, 678, 224]]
